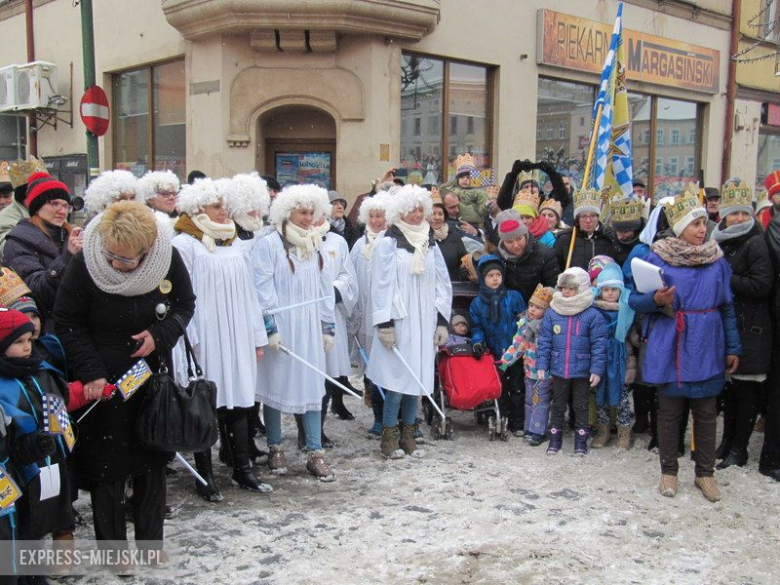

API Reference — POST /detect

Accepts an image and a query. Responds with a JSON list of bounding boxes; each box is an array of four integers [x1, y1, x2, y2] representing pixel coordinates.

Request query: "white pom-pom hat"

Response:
[[385, 184, 433, 225], [224, 172, 271, 218], [269, 184, 330, 226], [84, 169, 138, 216], [136, 170, 180, 204], [358, 191, 393, 226], [177, 177, 221, 216]]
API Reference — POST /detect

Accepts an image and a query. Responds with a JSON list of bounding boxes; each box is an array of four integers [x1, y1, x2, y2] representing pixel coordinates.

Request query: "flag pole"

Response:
[[566, 102, 604, 270]]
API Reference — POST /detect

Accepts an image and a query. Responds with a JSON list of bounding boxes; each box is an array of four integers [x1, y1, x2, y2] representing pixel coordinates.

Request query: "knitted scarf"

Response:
[[594, 299, 619, 312], [711, 217, 755, 244], [527, 215, 549, 240], [550, 289, 594, 316], [0, 350, 43, 379], [362, 228, 383, 260], [84, 211, 173, 297], [478, 282, 506, 324], [522, 317, 542, 345], [433, 222, 450, 242], [279, 220, 323, 260], [234, 211, 264, 233], [395, 219, 430, 275], [651, 237, 723, 267], [331, 217, 346, 232], [175, 213, 237, 252], [315, 220, 331, 238]]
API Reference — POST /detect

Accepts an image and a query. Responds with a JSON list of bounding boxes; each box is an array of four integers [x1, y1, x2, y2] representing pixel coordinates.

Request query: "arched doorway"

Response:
[[258, 105, 337, 189]]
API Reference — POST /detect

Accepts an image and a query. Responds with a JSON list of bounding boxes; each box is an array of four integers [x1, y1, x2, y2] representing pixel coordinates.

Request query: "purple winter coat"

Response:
[[536, 306, 608, 379]]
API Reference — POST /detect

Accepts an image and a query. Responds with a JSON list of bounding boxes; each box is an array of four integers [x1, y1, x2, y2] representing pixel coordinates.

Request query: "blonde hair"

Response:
[[98, 200, 157, 252]]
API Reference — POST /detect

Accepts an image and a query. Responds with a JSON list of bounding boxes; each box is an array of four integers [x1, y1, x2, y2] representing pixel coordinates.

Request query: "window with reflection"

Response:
[[756, 132, 780, 192]]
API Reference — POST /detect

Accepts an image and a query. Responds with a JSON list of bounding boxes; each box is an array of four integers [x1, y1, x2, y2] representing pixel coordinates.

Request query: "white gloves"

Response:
[[378, 327, 395, 349], [323, 334, 334, 352], [433, 325, 449, 347], [267, 333, 281, 352]]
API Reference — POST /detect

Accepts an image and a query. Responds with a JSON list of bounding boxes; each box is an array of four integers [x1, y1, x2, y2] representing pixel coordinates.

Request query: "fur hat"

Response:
[[84, 170, 137, 216], [496, 209, 528, 242], [269, 184, 330, 226], [385, 185, 433, 225], [223, 172, 271, 218], [358, 191, 392, 226], [136, 170, 180, 204], [556, 267, 591, 295], [177, 177, 221, 216], [529, 284, 553, 309], [0, 308, 34, 355]]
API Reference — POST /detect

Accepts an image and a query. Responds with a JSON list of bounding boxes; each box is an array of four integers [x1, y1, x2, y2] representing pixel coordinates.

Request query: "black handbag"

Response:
[[136, 332, 218, 453]]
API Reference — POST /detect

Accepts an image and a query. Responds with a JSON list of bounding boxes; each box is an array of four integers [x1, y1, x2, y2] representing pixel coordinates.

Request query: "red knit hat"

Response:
[[765, 170, 780, 197], [24, 176, 71, 217], [0, 308, 35, 355]]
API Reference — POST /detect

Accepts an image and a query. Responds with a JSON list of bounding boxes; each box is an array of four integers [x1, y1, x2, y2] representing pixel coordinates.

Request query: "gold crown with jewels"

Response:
[[573, 187, 602, 211], [720, 180, 752, 209], [664, 191, 704, 228], [609, 195, 643, 223], [7, 156, 47, 188]]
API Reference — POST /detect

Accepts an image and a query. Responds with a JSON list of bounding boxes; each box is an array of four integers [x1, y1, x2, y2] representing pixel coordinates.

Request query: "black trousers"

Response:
[[761, 377, 780, 471], [550, 377, 590, 430], [90, 465, 166, 547], [499, 362, 524, 430], [658, 393, 716, 477]]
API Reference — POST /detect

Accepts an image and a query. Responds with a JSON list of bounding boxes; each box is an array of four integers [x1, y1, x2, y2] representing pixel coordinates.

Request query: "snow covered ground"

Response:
[[61, 389, 780, 585]]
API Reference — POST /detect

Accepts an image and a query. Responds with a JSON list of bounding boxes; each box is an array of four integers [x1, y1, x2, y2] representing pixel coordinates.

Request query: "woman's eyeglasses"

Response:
[[46, 201, 73, 212], [102, 249, 145, 266]]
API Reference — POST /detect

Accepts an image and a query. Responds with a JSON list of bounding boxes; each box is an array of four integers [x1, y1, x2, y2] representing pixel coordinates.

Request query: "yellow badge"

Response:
[[553, 324, 562, 335], [0, 467, 21, 510], [159, 280, 172, 294], [328, 250, 337, 259]]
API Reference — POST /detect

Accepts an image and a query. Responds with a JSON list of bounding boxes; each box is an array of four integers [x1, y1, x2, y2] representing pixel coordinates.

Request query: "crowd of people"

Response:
[[0, 151, 778, 580]]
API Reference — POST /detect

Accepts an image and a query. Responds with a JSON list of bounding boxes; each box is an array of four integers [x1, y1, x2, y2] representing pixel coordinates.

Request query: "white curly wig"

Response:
[[385, 184, 433, 226], [177, 177, 221, 216], [269, 184, 330, 226], [136, 170, 180, 204], [224, 172, 271, 218], [84, 169, 138, 216], [358, 191, 393, 226]]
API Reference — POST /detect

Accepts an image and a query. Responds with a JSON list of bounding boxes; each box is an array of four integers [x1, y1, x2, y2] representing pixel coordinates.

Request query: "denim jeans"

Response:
[[382, 390, 418, 427], [263, 405, 322, 451]]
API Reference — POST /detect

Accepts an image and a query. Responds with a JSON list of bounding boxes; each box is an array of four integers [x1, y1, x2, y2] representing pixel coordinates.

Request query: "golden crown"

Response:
[[484, 185, 499, 198], [664, 191, 704, 228], [517, 169, 540, 186], [429, 186, 443, 206], [0, 162, 9, 183], [529, 283, 554, 309], [573, 187, 602, 211], [756, 189, 770, 211], [513, 189, 540, 210], [0, 268, 32, 307], [609, 196, 643, 223], [7, 156, 46, 188], [720, 180, 752, 210]]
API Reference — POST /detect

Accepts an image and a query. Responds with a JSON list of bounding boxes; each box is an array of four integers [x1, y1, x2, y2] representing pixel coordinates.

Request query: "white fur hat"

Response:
[[84, 169, 138, 216], [358, 191, 393, 226], [177, 177, 221, 216], [136, 170, 180, 204], [385, 184, 433, 226], [269, 184, 330, 226], [224, 172, 271, 218]]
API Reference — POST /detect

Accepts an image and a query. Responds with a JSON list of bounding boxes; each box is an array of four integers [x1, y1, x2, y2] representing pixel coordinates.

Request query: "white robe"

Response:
[[348, 232, 384, 375], [366, 235, 452, 396], [253, 231, 335, 413], [172, 233, 267, 409], [320, 232, 359, 378]]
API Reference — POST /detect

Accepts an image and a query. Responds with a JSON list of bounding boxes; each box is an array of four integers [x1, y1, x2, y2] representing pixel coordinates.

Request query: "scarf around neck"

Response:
[[280, 220, 323, 260], [395, 219, 431, 275], [550, 289, 594, 316], [527, 215, 549, 239], [522, 316, 542, 345], [362, 228, 383, 260], [84, 210, 173, 297], [315, 220, 331, 238], [234, 211, 264, 233], [0, 349, 44, 379], [433, 222, 450, 242], [331, 217, 346, 232], [711, 217, 755, 244], [478, 281, 506, 323], [175, 213, 237, 252], [651, 237, 723, 267]]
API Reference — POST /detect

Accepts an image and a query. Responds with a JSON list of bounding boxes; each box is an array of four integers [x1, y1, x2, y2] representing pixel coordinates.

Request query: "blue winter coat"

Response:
[[469, 290, 526, 359], [595, 307, 627, 407], [536, 306, 608, 379]]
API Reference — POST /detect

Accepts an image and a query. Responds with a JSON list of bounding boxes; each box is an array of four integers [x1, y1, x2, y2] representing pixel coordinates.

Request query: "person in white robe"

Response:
[[348, 191, 393, 435], [172, 178, 271, 500], [252, 184, 338, 482], [367, 185, 452, 459]]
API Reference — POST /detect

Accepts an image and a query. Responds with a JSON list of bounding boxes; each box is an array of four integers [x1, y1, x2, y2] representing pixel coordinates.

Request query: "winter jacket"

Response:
[[553, 224, 626, 271], [629, 251, 741, 397], [3, 219, 72, 320], [497, 161, 570, 213], [0, 199, 29, 258], [594, 306, 629, 407], [500, 315, 543, 379], [497, 236, 560, 302], [765, 213, 780, 326], [330, 219, 358, 249], [718, 222, 774, 375], [436, 229, 468, 282], [53, 249, 195, 484], [469, 289, 526, 359], [441, 181, 489, 225], [536, 306, 608, 379]]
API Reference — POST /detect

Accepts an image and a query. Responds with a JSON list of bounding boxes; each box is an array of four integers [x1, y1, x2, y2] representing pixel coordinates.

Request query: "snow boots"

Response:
[[615, 425, 632, 451], [590, 423, 611, 449], [574, 427, 589, 456], [267, 445, 288, 476], [330, 376, 357, 420], [659, 474, 678, 497], [194, 449, 223, 503], [694, 476, 722, 502], [306, 450, 336, 482], [380, 426, 405, 459], [546, 427, 562, 455], [400, 423, 424, 457]]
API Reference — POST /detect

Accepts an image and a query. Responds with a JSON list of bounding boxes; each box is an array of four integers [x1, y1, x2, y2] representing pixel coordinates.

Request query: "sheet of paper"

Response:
[[631, 257, 665, 293], [39, 463, 61, 501]]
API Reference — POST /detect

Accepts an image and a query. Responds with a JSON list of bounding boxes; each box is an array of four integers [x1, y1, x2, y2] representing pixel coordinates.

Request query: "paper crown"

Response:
[[454, 153, 476, 176], [7, 157, 47, 188], [663, 191, 703, 229], [529, 283, 553, 309], [517, 169, 540, 186], [720, 180, 752, 209], [484, 185, 499, 198], [539, 198, 562, 218], [609, 196, 643, 223], [0, 162, 9, 184], [512, 188, 540, 210], [0, 268, 32, 307], [429, 186, 443, 206], [573, 187, 602, 212], [756, 189, 771, 211]]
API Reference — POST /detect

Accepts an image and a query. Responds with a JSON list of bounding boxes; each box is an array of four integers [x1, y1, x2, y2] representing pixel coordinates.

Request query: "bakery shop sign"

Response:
[[537, 9, 720, 94]]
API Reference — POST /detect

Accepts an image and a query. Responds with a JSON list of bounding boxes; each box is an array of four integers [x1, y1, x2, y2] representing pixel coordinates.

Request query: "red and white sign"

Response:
[[80, 85, 110, 137]]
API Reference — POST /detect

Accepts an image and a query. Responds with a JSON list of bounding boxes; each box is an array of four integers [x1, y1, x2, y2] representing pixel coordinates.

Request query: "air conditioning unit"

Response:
[[15, 61, 58, 110], [0, 65, 17, 112]]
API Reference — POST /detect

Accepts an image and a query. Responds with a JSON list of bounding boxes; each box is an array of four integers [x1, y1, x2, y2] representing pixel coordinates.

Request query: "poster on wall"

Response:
[[276, 152, 332, 189]]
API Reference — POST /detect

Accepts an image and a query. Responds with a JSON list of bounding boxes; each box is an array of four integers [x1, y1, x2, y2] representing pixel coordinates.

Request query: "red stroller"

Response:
[[423, 343, 506, 440]]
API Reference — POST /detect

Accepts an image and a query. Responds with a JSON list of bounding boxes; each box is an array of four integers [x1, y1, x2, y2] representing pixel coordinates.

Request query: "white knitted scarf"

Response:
[[83, 212, 172, 297], [396, 219, 430, 275], [550, 289, 594, 316], [279, 220, 323, 260], [433, 222, 449, 242], [362, 228, 383, 260], [191, 214, 237, 252], [234, 211, 264, 233]]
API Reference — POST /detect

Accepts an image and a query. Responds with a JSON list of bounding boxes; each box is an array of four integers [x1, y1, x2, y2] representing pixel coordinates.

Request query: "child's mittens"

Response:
[[433, 325, 449, 347], [377, 326, 395, 349], [12, 431, 56, 465]]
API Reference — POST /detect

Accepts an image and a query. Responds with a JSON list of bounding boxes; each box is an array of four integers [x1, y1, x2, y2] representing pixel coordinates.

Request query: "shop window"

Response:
[[401, 54, 493, 184], [654, 98, 699, 199], [112, 59, 185, 180]]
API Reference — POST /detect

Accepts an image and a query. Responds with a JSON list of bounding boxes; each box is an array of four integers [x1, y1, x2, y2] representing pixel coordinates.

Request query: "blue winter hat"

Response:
[[477, 254, 505, 280], [595, 262, 625, 292], [595, 263, 635, 342]]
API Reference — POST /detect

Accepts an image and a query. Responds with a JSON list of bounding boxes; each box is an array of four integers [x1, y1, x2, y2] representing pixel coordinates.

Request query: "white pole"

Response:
[[352, 335, 385, 400], [175, 452, 207, 486], [75, 399, 101, 424], [264, 296, 330, 316], [391, 346, 446, 420], [279, 344, 362, 400]]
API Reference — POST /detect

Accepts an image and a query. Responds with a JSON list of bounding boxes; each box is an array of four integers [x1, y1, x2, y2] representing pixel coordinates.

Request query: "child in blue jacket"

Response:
[[536, 267, 608, 455], [469, 254, 526, 434]]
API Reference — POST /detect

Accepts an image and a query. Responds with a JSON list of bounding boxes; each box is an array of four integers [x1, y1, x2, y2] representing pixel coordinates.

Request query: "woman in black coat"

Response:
[[712, 198, 774, 469], [54, 200, 195, 548], [430, 195, 467, 281], [3, 175, 83, 319]]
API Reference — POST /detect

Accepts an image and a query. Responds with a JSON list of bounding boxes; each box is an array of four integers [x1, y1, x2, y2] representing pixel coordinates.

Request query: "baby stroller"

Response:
[[423, 343, 505, 441]]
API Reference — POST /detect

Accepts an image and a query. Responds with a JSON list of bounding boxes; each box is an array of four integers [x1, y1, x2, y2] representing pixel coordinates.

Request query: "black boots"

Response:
[[193, 450, 223, 503], [632, 384, 652, 434], [329, 377, 356, 420], [225, 408, 272, 493], [716, 448, 748, 469]]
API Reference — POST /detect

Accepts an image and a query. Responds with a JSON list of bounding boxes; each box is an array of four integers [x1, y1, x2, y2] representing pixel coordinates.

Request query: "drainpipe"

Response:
[[25, 0, 36, 157], [721, 0, 740, 185]]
